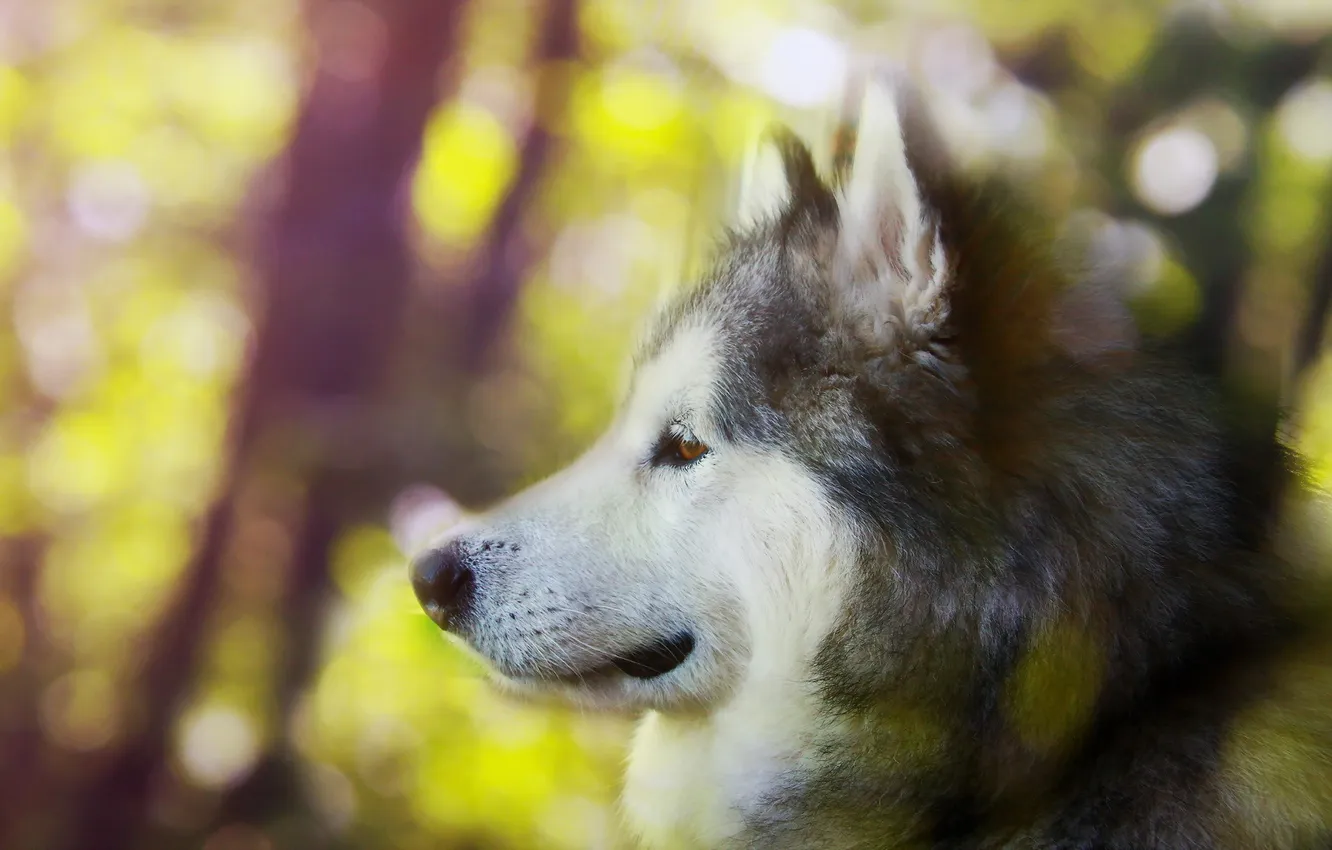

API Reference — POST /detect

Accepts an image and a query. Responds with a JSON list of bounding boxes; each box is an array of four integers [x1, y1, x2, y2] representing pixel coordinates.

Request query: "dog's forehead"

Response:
[[624, 232, 835, 444], [625, 318, 721, 426], [643, 233, 819, 360]]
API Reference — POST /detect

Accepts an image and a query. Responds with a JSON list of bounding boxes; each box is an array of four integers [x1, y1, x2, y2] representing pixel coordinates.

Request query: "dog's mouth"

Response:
[[611, 631, 696, 679], [548, 631, 696, 684]]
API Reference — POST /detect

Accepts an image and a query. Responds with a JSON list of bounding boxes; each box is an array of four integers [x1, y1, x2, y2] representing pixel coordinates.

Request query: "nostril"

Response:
[[444, 561, 475, 610], [410, 539, 475, 629]]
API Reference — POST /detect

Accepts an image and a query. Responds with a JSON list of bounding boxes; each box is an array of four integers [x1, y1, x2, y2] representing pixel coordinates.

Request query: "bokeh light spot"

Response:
[[39, 503, 192, 656], [389, 485, 463, 556], [1131, 126, 1219, 215], [1133, 256, 1202, 337], [46, 26, 168, 160], [920, 25, 995, 98], [68, 159, 151, 242], [1185, 97, 1249, 172], [27, 409, 125, 511], [707, 90, 774, 163], [178, 704, 262, 790], [598, 62, 683, 132], [1277, 77, 1332, 163], [568, 63, 691, 167], [548, 213, 654, 297], [12, 278, 100, 400], [0, 65, 31, 143], [413, 102, 517, 246], [139, 291, 250, 379], [305, 761, 359, 831], [759, 28, 847, 108], [171, 37, 296, 156], [982, 83, 1048, 160]]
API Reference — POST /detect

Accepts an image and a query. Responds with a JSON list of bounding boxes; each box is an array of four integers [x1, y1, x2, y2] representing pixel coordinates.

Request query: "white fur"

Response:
[[834, 77, 950, 348], [622, 454, 856, 848], [465, 320, 746, 710], [734, 130, 793, 230], [419, 76, 942, 849], [424, 317, 858, 846]]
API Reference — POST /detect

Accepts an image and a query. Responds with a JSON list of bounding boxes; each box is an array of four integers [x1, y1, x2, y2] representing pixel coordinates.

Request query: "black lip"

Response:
[[611, 631, 695, 680]]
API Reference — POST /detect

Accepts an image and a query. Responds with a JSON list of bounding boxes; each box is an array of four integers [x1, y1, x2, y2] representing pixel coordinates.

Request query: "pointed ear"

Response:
[[833, 77, 951, 351], [733, 125, 835, 231], [734, 130, 792, 230]]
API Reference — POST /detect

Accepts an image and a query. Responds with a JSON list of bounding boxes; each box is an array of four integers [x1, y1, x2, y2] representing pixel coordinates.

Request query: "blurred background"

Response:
[[1, 0, 1332, 848]]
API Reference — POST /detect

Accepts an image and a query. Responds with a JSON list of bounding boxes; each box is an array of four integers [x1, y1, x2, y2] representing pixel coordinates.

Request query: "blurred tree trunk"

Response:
[[59, 2, 469, 848], [51, 0, 585, 845], [461, 0, 579, 370], [211, 3, 581, 841], [0, 536, 51, 848]]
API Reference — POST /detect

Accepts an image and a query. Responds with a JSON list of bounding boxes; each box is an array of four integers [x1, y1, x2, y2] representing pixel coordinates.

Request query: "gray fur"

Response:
[[413, 82, 1332, 849]]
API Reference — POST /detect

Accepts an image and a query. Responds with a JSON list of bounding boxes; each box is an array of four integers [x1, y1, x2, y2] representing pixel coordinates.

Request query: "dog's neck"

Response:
[[620, 524, 854, 848], [622, 669, 826, 849]]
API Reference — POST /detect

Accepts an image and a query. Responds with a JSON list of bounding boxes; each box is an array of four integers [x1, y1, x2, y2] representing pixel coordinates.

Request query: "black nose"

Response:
[[410, 539, 475, 629]]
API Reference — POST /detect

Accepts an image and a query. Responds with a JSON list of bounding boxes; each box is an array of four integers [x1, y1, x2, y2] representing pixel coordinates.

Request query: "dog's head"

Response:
[[410, 78, 1138, 715]]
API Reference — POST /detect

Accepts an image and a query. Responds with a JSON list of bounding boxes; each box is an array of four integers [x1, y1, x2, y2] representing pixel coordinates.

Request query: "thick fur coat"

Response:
[[411, 78, 1332, 849]]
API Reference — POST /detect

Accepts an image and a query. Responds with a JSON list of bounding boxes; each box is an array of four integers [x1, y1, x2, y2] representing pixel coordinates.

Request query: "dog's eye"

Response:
[[651, 431, 710, 468], [676, 438, 708, 462]]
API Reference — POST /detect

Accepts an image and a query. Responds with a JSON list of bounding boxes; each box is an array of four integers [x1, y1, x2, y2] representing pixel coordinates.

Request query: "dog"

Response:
[[410, 76, 1332, 849]]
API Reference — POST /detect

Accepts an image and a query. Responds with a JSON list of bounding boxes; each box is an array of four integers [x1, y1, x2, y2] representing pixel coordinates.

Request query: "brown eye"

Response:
[[676, 438, 708, 462], [650, 429, 710, 468]]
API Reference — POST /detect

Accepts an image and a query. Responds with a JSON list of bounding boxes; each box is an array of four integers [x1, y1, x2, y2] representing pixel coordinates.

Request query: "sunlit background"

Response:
[[2, 0, 1332, 848]]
